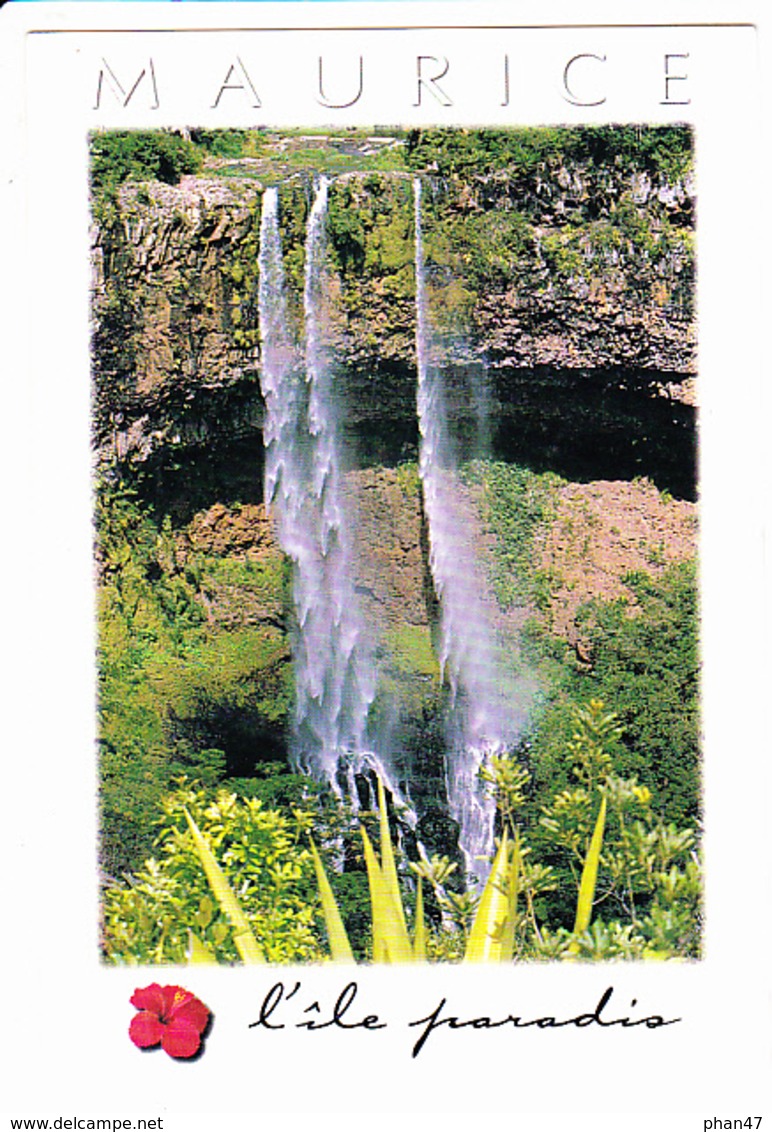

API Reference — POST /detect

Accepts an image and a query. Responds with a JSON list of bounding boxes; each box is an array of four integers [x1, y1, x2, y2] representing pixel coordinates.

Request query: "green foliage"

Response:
[[395, 460, 421, 500], [91, 123, 699, 961], [309, 838, 356, 963], [574, 560, 699, 826], [539, 208, 695, 305], [90, 130, 202, 193], [102, 699, 700, 964], [426, 208, 532, 294], [147, 624, 291, 725], [406, 126, 692, 181], [276, 180, 311, 300], [510, 551, 699, 841], [96, 481, 293, 877], [91, 205, 143, 440], [189, 129, 267, 159], [482, 700, 701, 958], [383, 625, 439, 681], [327, 176, 414, 293], [404, 126, 694, 325], [463, 460, 564, 608], [102, 782, 323, 964]]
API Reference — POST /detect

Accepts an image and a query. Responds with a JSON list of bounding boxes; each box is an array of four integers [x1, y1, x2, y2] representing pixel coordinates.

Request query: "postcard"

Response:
[[1, 2, 769, 1127]]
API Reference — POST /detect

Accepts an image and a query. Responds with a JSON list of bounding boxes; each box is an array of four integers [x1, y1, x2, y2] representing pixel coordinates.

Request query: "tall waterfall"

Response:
[[414, 178, 516, 880], [258, 181, 376, 788], [258, 175, 523, 868]]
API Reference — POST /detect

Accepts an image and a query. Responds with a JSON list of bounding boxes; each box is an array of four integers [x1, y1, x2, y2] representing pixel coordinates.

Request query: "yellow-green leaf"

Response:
[[187, 930, 217, 965], [183, 808, 265, 964], [498, 831, 521, 962], [309, 837, 355, 964], [361, 825, 413, 963], [413, 877, 427, 962], [376, 776, 409, 939], [465, 832, 513, 963], [573, 794, 607, 935], [195, 896, 214, 930]]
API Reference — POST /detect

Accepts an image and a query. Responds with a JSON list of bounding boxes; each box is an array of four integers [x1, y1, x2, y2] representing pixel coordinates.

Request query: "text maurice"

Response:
[[93, 52, 691, 113], [248, 981, 680, 1058]]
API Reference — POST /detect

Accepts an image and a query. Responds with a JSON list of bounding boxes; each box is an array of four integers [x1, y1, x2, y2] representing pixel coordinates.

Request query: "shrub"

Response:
[[405, 125, 692, 181], [102, 783, 324, 964], [480, 700, 701, 958], [95, 482, 293, 876], [90, 130, 203, 193]]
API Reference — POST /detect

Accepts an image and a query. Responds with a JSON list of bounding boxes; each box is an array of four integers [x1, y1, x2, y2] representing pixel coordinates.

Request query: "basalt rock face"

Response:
[[91, 148, 696, 501], [92, 179, 263, 467]]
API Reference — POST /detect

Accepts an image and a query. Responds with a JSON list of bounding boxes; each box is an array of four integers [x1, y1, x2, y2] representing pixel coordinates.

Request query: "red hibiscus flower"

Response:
[[129, 984, 210, 1059]]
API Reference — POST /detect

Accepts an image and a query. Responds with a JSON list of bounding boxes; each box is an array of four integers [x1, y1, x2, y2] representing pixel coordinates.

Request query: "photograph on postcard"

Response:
[[92, 124, 700, 967]]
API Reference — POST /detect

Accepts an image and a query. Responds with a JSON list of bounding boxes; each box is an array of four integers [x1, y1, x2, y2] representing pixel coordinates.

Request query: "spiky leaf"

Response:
[[361, 825, 413, 963], [465, 832, 513, 963], [573, 794, 607, 934], [413, 877, 427, 961], [309, 837, 355, 964], [183, 808, 265, 964]]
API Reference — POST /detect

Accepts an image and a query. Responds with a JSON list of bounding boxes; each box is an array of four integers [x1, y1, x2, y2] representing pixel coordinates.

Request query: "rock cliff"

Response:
[[91, 132, 696, 501]]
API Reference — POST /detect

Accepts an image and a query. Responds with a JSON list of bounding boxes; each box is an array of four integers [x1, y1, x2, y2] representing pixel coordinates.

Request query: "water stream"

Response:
[[258, 181, 405, 814], [414, 178, 516, 881], [258, 175, 522, 878]]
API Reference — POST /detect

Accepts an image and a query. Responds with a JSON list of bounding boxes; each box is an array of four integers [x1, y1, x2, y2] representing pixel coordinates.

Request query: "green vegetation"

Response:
[[460, 461, 699, 838], [90, 130, 202, 193], [103, 702, 700, 963], [463, 460, 565, 608], [102, 783, 322, 963], [521, 559, 700, 842], [483, 700, 700, 958], [405, 125, 693, 182], [189, 128, 267, 159], [96, 464, 699, 958], [92, 125, 699, 962], [90, 129, 408, 201], [327, 175, 414, 283], [90, 124, 695, 375], [405, 125, 695, 330], [96, 481, 293, 877]]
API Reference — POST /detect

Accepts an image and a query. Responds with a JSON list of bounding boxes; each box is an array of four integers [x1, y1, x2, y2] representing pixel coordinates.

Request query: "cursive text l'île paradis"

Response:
[[248, 981, 680, 1058]]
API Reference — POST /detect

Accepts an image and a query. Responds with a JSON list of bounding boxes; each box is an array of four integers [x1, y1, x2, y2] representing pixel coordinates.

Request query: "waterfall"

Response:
[[258, 181, 379, 794], [259, 175, 521, 871], [414, 178, 517, 881], [297, 178, 377, 781], [257, 186, 305, 547]]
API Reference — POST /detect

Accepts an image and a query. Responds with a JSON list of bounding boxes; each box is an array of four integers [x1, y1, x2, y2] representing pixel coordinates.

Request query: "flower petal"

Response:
[[129, 1012, 164, 1049], [158, 985, 193, 1016], [161, 1019, 202, 1059], [170, 996, 210, 1034], [130, 984, 166, 1015]]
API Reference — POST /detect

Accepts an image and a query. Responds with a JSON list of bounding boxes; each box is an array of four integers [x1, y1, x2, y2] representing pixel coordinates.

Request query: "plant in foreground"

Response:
[[481, 699, 701, 959], [103, 701, 698, 963], [180, 775, 605, 964], [102, 784, 322, 964]]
